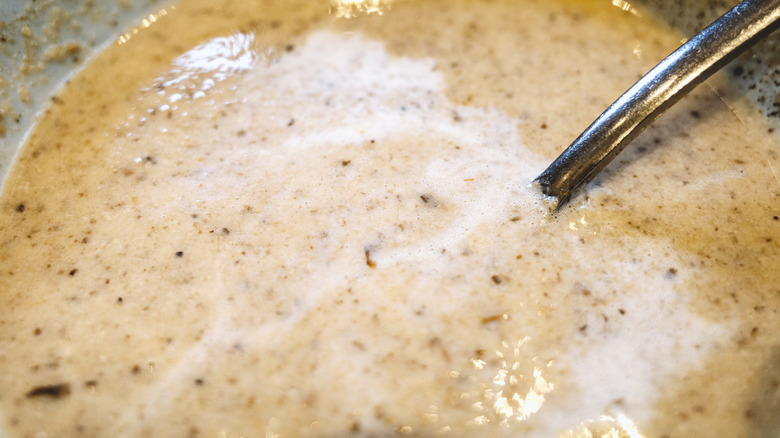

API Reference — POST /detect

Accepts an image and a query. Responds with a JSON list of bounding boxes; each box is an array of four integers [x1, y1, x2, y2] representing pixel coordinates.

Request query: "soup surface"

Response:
[[1, 0, 779, 436]]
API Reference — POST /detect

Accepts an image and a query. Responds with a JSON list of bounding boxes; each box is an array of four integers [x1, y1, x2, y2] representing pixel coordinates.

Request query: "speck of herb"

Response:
[[481, 314, 503, 324], [364, 247, 376, 269]]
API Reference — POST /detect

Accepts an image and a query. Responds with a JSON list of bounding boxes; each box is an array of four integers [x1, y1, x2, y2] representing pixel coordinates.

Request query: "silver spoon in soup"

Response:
[[534, 0, 780, 208]]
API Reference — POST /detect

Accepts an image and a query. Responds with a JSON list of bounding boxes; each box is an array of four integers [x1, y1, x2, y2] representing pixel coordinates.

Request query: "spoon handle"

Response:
[[534, 0, 780, 206]]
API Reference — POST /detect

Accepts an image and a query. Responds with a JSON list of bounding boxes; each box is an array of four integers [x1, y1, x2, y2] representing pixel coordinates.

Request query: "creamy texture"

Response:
[[1, 0, 779, 437]]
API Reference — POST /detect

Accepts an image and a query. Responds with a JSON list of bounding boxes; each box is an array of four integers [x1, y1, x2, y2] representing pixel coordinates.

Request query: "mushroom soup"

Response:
[[1, 0, 779, 436]]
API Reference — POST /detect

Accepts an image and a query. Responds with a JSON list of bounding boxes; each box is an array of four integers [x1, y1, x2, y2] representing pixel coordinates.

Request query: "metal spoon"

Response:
[[534, 0, 780, 208]]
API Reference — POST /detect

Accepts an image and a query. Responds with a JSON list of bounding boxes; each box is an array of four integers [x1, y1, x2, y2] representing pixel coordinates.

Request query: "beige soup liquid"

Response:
[[1, 0, 779, 436]]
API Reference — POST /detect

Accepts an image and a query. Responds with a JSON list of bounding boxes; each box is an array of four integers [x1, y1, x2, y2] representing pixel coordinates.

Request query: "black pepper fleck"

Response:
[[176, 251, 184, 257], [419, 194, 439, 207], [26, 383, 71, 399], [16, 203, 25, 212], [69, 269, 78, 276]]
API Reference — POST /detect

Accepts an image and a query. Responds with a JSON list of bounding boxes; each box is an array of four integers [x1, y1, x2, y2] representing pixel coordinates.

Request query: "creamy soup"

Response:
[[1, 0, 779, 436]]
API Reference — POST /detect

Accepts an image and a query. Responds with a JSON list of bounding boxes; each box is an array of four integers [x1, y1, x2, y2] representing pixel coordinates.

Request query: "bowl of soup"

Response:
[[0, 0, 778, 436]]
